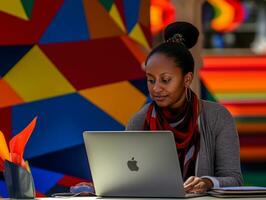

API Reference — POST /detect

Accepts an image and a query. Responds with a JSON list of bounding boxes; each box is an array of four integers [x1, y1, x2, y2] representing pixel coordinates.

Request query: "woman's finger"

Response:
[[184, 176, 195, 186], [187, 181, 208, 194], [184, 177, 205, 193]]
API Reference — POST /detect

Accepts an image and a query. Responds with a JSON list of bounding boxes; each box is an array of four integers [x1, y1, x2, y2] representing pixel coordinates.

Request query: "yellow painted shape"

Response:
[[3, 46, 76, 102], [109, 4, 126, 33], [0, 0, 28, 20], [129, 23, 150, 49], [79, 81, 147, 125]]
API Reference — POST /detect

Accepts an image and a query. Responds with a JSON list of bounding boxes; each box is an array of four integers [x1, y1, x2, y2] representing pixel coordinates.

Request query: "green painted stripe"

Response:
[[99, 0, 114, 11], [243, 172, 266, 186], [235, 117, 266, 123], [21, 0, 34, 19], [215, 92, 266, 101]]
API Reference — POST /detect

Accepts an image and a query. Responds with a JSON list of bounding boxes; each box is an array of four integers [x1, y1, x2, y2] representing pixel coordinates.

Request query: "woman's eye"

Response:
[[147, 79, 155, 84], [162, 79, 171, 83]]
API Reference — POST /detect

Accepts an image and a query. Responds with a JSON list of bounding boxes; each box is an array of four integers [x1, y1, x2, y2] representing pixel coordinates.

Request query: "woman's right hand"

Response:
[[184, 176, 213, 194]]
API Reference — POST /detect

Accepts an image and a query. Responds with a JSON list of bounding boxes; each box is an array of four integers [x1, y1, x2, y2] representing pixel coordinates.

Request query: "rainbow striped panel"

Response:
[[200, 55, 266, 186]]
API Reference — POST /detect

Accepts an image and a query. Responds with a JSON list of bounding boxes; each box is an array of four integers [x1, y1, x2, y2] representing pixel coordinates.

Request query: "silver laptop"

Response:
[[83, 131, 203, 198]]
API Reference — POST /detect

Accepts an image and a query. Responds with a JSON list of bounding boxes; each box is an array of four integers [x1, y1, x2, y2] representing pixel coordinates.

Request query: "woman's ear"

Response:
[[184, 72, 193, 87]]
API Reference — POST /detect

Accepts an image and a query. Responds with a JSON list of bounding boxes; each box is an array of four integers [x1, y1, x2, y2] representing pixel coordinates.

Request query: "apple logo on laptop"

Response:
[[127, 157, 139, 171]]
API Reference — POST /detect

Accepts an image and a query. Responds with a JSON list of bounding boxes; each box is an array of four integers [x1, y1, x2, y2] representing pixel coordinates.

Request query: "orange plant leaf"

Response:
[[0, 130, 10, 162], [9, 116, 37, 166]]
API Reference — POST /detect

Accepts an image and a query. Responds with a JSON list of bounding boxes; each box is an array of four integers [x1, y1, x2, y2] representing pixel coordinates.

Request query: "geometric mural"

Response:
[[0, 0, 151, 197], [200, 56, 266, 186]]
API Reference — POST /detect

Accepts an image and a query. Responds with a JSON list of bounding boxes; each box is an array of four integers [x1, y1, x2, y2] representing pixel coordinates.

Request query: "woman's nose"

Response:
[[153, 82, 162, 92]]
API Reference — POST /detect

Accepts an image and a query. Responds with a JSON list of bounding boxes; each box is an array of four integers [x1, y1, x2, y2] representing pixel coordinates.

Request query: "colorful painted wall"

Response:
[[0, 0, 151, 197], [1, 0, 266, 197]]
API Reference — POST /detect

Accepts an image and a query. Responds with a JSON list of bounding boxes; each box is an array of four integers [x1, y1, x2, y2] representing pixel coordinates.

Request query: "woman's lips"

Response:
[[153, 95, 168, 101]]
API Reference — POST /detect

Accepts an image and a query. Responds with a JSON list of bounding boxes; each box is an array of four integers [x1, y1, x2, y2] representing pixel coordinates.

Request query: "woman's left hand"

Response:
[[184, 176, 213, 194]]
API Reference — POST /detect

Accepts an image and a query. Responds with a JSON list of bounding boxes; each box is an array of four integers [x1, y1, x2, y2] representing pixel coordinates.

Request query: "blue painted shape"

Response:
[[12, 93, 124, 159], [123, 0, 140, 32], [130, 78, 150, 104], [0, 180, 8, 197], [39, 0, 89, 44], [30, 166, 64, 194], [0, 45, 33, 77], [129, 78, 149, 96], [30, 144, 92, 180]]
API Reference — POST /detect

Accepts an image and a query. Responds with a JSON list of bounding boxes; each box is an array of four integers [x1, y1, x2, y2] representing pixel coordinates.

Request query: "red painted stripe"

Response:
[[57, 175, 90, 187], [204, 56, 266, 68]]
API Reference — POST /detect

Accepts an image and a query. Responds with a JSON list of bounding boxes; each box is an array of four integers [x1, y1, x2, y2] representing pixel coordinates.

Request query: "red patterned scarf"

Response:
[[144, 89, 200, 180]]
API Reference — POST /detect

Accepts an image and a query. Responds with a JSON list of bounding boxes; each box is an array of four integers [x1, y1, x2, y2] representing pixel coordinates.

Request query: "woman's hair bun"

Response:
[[164, 21, 199, 49]]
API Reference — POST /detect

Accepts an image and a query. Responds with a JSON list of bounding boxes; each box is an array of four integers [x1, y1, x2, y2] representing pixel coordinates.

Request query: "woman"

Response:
[[126, 22, 243, 194]]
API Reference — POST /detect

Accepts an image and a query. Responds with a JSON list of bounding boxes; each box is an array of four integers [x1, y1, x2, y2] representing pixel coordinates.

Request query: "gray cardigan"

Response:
[[126, 100, 243, 187]]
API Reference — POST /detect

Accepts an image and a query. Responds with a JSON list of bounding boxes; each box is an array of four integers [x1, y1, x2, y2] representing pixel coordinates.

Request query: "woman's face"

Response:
[[145, 53, 191, 109]]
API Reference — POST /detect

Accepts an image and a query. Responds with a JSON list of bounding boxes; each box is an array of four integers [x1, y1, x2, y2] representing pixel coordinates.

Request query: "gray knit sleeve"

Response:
[[213, 105, 244, 187], [125, 104, 149, 130]]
